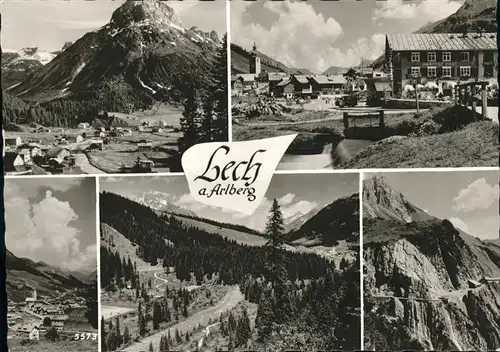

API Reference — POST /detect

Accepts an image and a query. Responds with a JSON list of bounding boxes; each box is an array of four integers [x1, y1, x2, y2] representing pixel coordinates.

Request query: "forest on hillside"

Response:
[[99, 191, 360, 350], [3, 34, 228, 147]]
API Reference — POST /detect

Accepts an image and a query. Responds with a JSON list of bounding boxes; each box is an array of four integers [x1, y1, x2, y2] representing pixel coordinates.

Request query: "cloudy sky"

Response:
[[101, 173, 358, 232], [2, 0, 226, 51], [231, 0, 464, 73], [4, 177, 97, 272], [367, 171, 499, 240]]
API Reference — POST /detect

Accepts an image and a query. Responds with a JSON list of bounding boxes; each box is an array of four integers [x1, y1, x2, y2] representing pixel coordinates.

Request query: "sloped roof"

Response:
[[309, 75, 330, 84], [46, 147, 69, 158], [4, 152, 22, 171], [276, 79, 292, 87], [292, 75, 310, 84], [237, 74, 257, 82], [328, 75, 347, 84], [387, 33, 497, 51]]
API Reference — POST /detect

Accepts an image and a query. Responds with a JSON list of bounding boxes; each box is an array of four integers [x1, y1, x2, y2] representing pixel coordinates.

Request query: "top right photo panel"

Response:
[[230, 0, 498, 170]]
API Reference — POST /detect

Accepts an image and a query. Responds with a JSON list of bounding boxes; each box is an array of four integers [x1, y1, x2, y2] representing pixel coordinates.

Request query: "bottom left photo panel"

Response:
[[5, 177, 98, 352]]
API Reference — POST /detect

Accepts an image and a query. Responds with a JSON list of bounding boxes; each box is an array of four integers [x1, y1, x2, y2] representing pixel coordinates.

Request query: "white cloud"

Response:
[[449, 217, 469, 233], [453, 178, 499, 213], [373, 0, 463, 23], [5, 187, 96, 272], [232, 1, 379, 72]]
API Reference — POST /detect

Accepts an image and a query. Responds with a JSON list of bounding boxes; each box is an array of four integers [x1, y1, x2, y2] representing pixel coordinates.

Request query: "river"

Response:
[[277, 139, 374, 170]]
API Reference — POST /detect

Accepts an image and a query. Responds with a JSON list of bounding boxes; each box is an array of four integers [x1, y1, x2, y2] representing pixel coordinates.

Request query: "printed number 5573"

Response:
[[74, 333, 97, 340]]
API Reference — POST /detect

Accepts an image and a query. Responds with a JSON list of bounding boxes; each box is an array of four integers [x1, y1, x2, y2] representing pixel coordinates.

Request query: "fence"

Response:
[[454, 81, 489, 118]]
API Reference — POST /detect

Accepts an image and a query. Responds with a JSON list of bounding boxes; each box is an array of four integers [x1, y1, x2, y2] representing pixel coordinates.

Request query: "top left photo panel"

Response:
[[2, 0, 228, 176]]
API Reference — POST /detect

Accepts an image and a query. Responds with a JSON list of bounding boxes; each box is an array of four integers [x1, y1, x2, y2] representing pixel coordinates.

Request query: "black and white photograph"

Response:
[[2, 0, 228, 176], [363, 171, 500, 351], [231, 0, 498, 170], [99, 173, 360, 351], [5, 177, 98, 352]]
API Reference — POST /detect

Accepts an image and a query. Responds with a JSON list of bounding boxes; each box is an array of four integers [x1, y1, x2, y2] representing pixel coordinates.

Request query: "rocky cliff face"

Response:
[[363, 176, 431, 222], [364, 177, 500, 351]]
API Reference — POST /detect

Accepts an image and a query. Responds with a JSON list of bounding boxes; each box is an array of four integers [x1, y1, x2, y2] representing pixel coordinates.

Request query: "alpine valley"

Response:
[[363, 176, 500, 351], [3, 0, 225, 128]]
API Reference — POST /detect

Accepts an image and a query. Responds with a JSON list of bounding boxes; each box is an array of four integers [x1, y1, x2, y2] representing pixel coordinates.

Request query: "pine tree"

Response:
[[264, 199, 285, 250], [123, 326, 131, 344], [209, 33, 228, 142], [179, 88, 202, 153], [149, 341, 154, 352], [153, 302, 161, 329]]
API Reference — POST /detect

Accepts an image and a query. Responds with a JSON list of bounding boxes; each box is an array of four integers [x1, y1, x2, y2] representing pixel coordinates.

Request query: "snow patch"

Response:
[[6, 82, 21, 90], [73, 62, 86, 78]]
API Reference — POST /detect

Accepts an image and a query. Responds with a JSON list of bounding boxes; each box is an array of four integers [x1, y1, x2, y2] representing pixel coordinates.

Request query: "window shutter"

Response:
[[471, 66, 477, 77]]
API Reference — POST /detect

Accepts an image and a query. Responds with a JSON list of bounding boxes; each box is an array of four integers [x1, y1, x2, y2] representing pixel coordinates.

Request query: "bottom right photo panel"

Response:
[[363, 170, 500, 351]]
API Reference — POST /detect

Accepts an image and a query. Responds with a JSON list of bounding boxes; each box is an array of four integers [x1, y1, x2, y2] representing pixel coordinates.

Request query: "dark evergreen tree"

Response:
[[264, 199, 285, 250]]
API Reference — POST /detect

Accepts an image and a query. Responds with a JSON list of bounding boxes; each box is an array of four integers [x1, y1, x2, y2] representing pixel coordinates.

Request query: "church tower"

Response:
[[249, 41, 261, 75]]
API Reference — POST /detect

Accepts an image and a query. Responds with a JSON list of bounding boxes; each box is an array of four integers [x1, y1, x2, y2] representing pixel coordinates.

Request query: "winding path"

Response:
[[121, 287, 244, 352], [73, 153, 106, 174]]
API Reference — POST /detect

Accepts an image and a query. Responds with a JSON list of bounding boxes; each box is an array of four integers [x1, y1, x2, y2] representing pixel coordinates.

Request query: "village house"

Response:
[[77, 122, 90, 129], [231, 75, 244, 96], [137, 142, 153, 152], [308, 75, 347, 96], [266, 72, 289, 93], [18, 149, 32, 164], [135, 156, 155, 172], [16, 324, 41, 340], [65, 134, 85, 143], [236, 74, 258, 90], [46, 147, 71, 164], [5, 136, 23, 148], [274, 78, 295, 98], [290, 75, 312, 97], [4, 152, 31, 175], [7, 313, 22, 326], [46, 314, 68, 330], [385, 31, 498, 96]]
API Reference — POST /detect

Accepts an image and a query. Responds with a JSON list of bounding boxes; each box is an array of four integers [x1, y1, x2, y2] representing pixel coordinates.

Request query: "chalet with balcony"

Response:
[[385, 31, 498, 96]]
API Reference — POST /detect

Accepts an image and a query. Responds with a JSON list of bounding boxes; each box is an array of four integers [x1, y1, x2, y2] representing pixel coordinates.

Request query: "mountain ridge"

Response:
[[363, 175, 500, 351], [4, 0, 223, 127]]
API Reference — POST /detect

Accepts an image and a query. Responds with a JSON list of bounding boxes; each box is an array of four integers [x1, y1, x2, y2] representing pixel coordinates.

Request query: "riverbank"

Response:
[[233, 103, 497, 169]]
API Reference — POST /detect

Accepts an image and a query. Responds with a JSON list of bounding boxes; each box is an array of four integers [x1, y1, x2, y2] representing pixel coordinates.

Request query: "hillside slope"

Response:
[[363, 176, 500, 351], [417, 0, 497, 33], [6, 249, 90, 302], [231, 43, 312, 75], [287, 193, 359, 247]]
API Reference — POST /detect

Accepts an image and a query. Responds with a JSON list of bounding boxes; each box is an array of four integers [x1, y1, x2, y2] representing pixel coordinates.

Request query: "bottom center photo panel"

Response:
[[98, 173, 361, 352]]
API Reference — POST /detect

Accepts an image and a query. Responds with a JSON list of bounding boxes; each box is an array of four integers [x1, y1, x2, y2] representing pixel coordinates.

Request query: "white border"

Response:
[[96, 176, 101, 352], [5, 167, 498, 180], [226, 0, 232, 142], [359, 171, 364, 350]]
